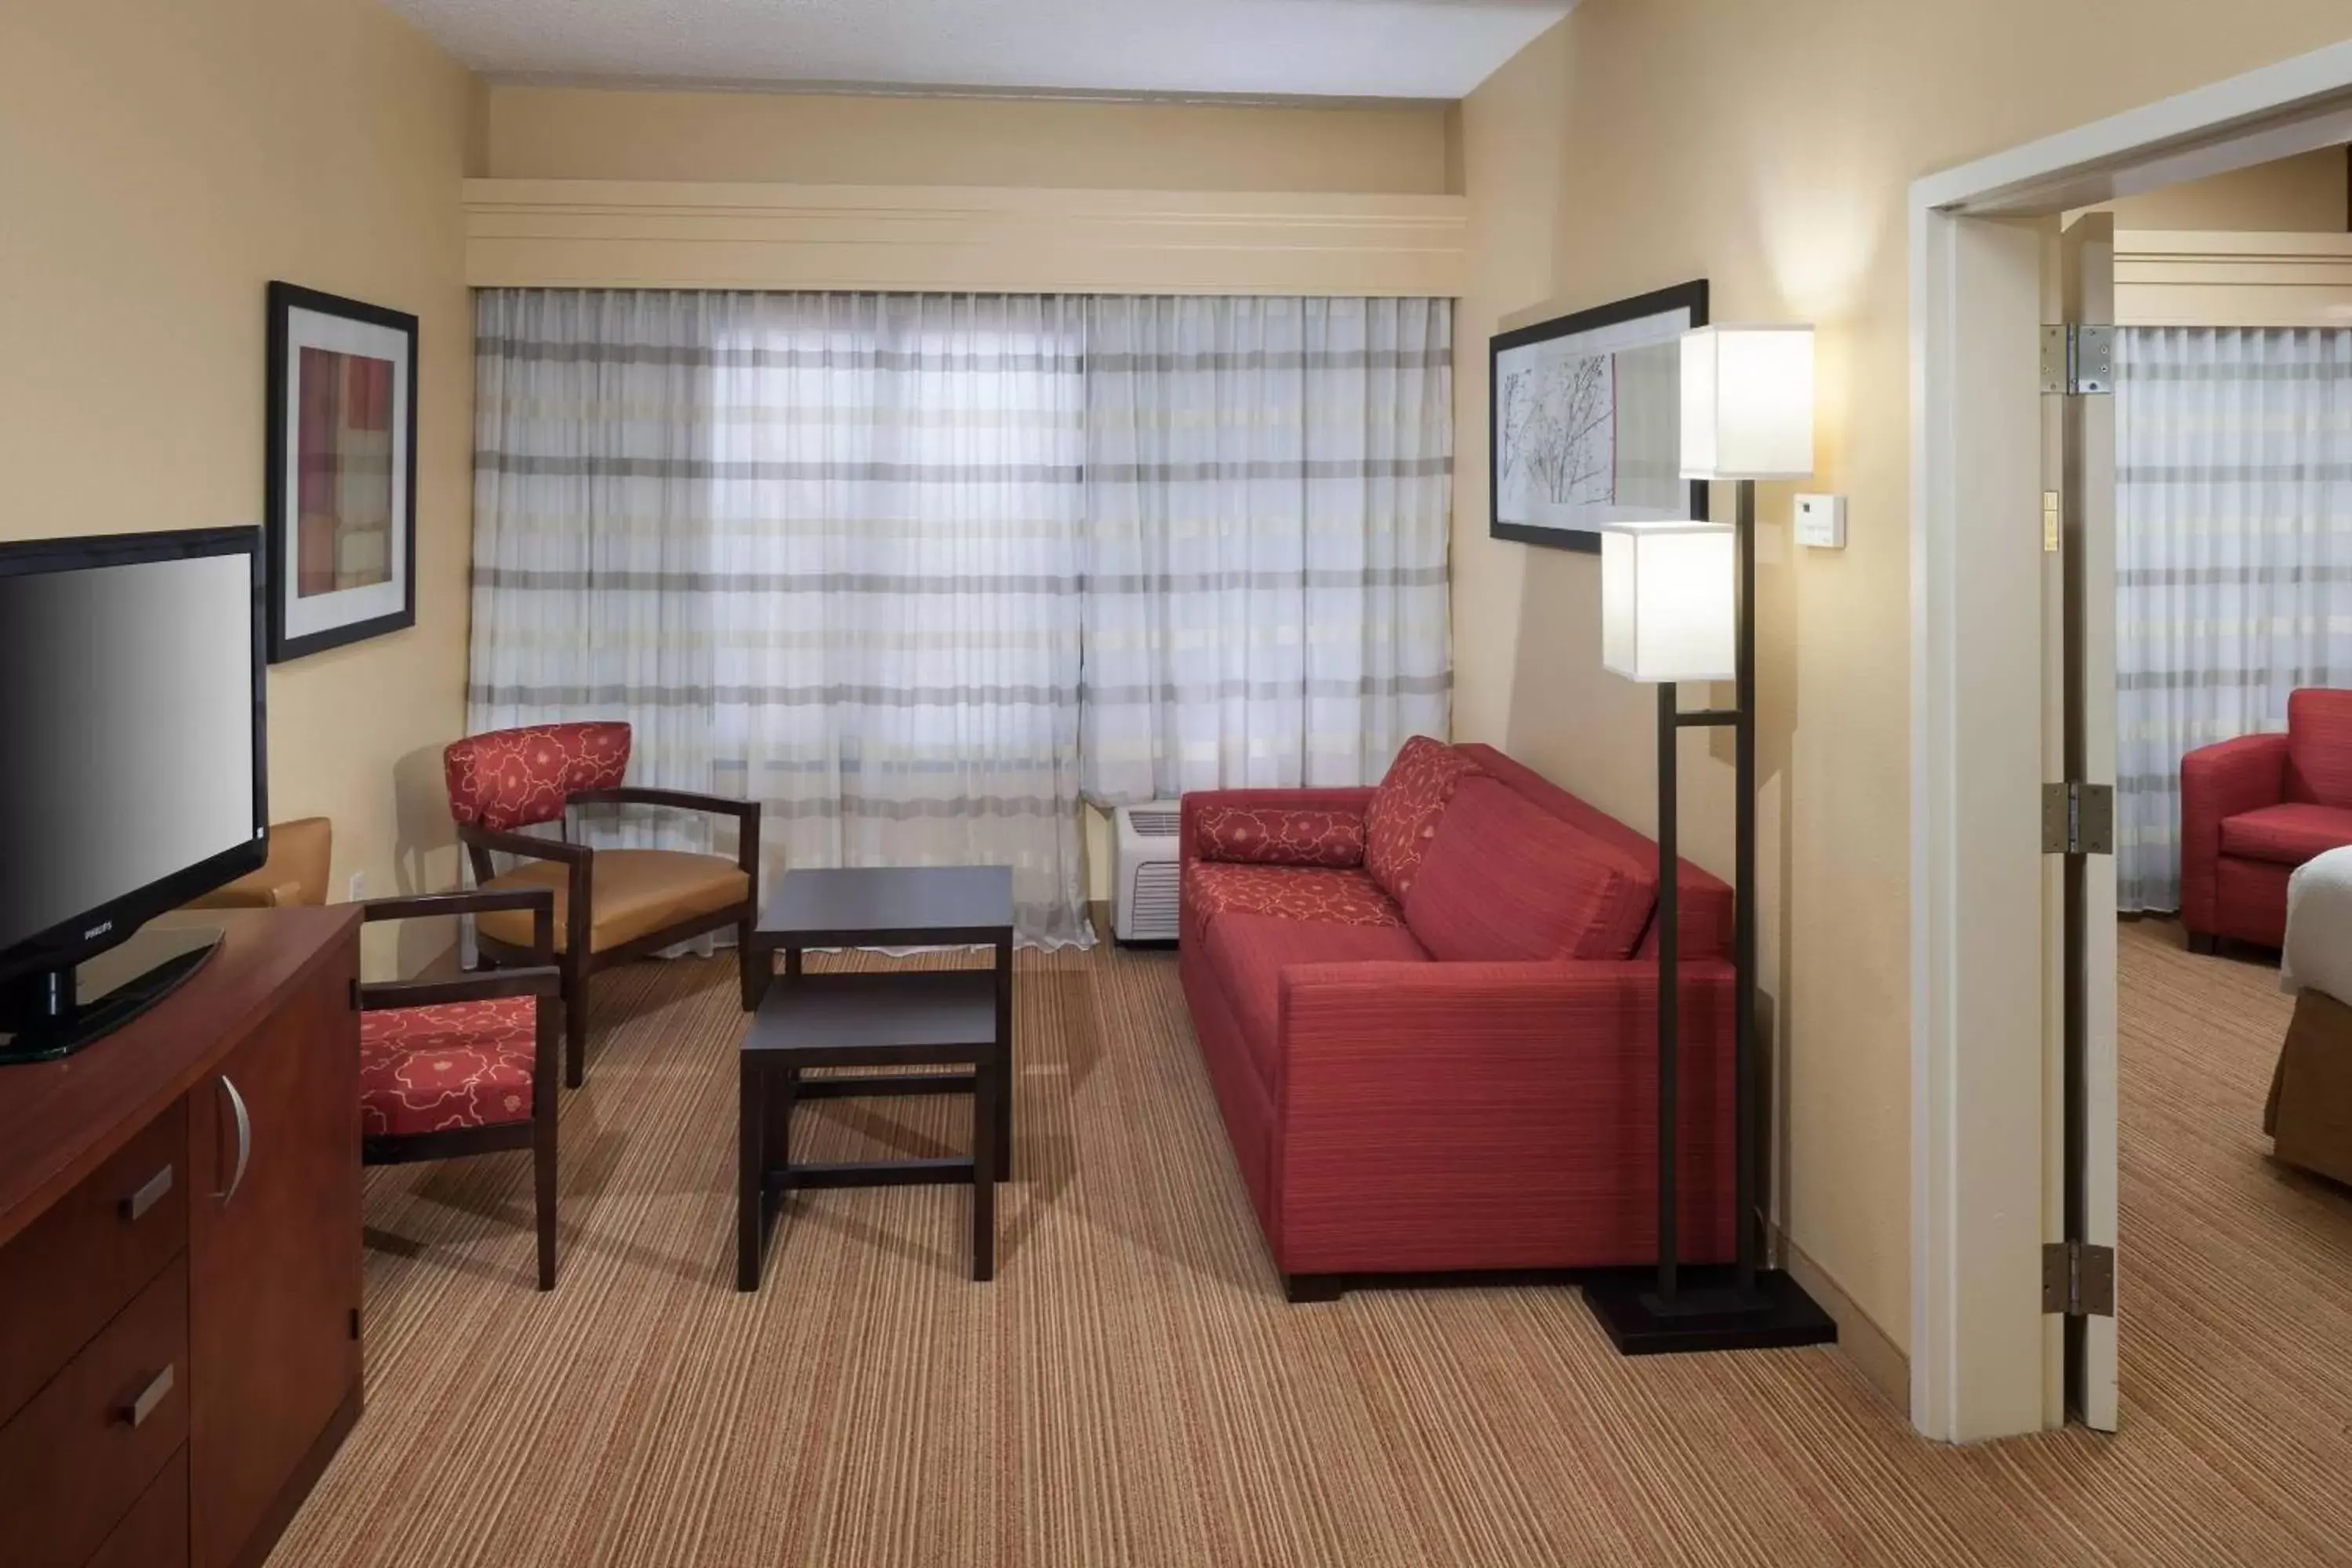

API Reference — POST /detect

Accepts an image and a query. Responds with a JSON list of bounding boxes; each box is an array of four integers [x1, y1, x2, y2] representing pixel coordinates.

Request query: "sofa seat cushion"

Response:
[[1363, 735, 1483, 902], [478, 848, 750, 954], [1195, 803, 1367, 868], [1403, 777, 1657, 962], [361, 996, 538, 1137], [2222, 803, 2352, 868], [1203, 913, 1431, 1094], [1185, 862, 1404, 941]]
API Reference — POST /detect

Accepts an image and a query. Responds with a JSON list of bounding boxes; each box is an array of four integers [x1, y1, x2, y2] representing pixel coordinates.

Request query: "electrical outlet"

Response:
[[347, 870, 367, 902]]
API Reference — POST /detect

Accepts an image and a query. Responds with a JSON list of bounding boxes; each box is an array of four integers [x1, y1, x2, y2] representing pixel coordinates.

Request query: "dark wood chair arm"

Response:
[[568, 788, 763, 880], [361, 885, 556, 967], [568, 786, 757, 822], [359, 889, 555, 923], [358, 965, 564, 1013], [457, 822, 593, 866]]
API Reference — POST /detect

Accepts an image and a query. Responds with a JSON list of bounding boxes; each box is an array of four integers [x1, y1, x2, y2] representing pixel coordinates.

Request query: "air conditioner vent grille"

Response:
[[1112, 800, 1187, 942]]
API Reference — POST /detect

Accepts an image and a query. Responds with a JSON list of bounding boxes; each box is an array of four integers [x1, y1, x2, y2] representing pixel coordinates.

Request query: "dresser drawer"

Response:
[[0, 1103, 188, 1425], [0, 1254, 189, 1568], [88, 1444, 188, 1568]]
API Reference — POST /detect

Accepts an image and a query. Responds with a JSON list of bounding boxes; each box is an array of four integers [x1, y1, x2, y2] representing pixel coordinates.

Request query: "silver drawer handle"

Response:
[[119, 1364, 175, 1428], [215, 1076, 251, 1205], [122, 1165, 174, 1223]]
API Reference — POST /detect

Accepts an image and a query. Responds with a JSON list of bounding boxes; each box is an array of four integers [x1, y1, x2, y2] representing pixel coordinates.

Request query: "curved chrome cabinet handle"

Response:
[[216, 1075, 252, 1204]]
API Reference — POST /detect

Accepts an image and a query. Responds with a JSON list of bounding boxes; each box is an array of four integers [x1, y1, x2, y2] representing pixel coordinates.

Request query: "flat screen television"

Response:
[[0, 527, 268, 1062]]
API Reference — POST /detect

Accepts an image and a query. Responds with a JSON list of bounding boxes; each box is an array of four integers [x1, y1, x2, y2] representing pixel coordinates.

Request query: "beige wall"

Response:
[[0, 0, 475, 972], [483, 84, 1457, 193], [1453, 0, 2352, 1372], [2103, 146, 2350, 230]]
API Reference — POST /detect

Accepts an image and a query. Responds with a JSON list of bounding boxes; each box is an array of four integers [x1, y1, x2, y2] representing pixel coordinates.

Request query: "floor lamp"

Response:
[[1583, 325, 1838, 1355]]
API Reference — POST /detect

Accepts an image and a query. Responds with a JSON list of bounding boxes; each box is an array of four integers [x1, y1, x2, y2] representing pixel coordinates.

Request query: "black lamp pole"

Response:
[[1585, 477, 1836, 1353]]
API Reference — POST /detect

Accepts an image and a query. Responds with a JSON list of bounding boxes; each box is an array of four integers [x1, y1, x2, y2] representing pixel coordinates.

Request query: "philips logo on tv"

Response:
[[83, 920, 114, 942]]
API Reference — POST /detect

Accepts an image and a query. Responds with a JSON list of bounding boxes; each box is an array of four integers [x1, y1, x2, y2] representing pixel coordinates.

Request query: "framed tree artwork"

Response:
[[264, 281, 419, 662], [1489, 280, 1709, 552]]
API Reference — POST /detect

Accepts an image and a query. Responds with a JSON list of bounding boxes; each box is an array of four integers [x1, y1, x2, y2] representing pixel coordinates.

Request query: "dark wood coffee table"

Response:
[[736, 866, 1014, 1290]]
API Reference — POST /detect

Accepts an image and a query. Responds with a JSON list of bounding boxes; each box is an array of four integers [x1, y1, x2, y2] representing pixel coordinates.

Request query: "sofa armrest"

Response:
[[1181, 788, 1377, 869], [2182, 731, 2289, 930], [1269, 958, 1737, 1275]]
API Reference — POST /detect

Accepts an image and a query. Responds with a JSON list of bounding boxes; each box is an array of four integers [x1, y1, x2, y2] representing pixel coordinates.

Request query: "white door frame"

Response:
[[1908, 38, 2352, 1443]]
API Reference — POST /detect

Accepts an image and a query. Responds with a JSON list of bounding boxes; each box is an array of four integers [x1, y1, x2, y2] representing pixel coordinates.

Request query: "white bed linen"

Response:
[[2281, 845, 2352, 1006]]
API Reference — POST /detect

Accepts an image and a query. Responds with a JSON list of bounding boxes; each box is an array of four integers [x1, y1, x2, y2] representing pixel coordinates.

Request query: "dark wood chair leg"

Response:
[[564, 962, 590, 1090], [535, 1113, 558, 1291]]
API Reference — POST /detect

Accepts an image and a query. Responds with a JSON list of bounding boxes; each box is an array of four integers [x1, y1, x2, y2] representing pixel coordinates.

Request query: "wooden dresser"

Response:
[[0, 909, 364, 1568]]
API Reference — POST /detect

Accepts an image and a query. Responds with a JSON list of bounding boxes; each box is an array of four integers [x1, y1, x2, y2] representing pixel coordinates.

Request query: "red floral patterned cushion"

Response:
[[1362, 735, 1483, 902], [1194, 804, 1367, 869], [1185, 862, 1404, 941], [361, 996, 539, 1138], [445, 723, 633, 833]]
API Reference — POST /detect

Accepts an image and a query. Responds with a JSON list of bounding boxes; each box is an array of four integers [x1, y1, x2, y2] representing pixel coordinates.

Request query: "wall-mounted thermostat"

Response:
[[1794, 493, 1846, 550]]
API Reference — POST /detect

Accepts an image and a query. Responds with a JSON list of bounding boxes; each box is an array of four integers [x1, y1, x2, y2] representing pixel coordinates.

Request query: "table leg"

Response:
[[784, 945, 803, 979], [993, 934, 1013, 1181], [737, 1060, 764, 1292], [767, 1063, 797, 1173], [971, 1049, 999, 1283]]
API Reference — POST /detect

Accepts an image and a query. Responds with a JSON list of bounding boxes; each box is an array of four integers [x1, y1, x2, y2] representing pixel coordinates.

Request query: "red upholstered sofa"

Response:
[[2183, 688, 2352, 951], [1178, 738, 1739, 1300]]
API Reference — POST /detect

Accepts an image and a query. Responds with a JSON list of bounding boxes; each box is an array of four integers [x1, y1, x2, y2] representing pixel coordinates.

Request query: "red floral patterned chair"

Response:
[[447, 722, 763, 1087], [358, 887, 564, 1290]]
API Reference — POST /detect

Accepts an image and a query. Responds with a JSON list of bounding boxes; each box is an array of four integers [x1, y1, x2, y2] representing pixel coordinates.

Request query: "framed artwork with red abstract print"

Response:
[[264, 281, 419, 662]]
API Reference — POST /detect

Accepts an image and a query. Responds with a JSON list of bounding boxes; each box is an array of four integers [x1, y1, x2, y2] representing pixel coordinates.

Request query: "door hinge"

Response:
[[2042, 491, 2062, 552], [2041, 324, 2114, 395], [2042, 1240, 2115, 1317], [2042, 781, 2114, 855]]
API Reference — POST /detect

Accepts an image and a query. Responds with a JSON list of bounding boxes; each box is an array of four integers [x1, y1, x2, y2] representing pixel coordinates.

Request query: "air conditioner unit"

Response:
[[1112, 801, 1185, 944]]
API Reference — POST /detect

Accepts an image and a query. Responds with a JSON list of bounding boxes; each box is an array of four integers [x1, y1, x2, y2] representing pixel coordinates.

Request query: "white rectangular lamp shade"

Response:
[[1680, 325, 1815, 480], [1601, 521, 1736, 683]]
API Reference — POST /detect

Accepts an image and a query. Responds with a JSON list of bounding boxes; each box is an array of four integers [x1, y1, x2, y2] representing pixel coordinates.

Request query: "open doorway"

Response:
[[1911, 44, 2352, 1443]]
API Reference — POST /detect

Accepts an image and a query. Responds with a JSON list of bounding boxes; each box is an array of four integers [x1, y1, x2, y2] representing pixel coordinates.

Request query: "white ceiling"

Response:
[[383, 0, 1575, 101]]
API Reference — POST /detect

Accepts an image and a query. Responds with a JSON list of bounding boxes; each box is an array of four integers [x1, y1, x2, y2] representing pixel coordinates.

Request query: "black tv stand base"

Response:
[[0, 923, 223, 1065]]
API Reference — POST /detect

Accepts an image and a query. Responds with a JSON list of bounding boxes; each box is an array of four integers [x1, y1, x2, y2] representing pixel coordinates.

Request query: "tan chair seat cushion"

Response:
[[477, 849, 750, 956]]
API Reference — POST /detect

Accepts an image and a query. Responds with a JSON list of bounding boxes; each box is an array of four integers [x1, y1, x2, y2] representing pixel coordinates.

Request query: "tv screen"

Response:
[[0, 531, 266, 983]]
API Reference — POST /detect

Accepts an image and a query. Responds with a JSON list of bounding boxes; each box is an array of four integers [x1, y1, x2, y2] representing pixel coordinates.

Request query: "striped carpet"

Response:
[[269, 925, 2352, 1566]]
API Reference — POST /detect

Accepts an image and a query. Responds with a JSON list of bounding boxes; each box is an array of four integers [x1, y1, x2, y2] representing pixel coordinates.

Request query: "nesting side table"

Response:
[[736, 866, 1014, 1290]]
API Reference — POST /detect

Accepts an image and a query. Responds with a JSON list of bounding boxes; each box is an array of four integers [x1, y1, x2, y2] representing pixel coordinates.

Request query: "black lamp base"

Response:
[[1584, 1266, 1838, 1356]]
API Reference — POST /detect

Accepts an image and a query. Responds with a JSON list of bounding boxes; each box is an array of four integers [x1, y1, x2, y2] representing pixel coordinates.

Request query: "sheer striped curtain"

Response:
[[470, 290, 1090, 944], [1080, 296, 1453, 802], [471, 289, 1454, 942], [705, 294, 1089, 946], [2114, 325, 2352, 912]]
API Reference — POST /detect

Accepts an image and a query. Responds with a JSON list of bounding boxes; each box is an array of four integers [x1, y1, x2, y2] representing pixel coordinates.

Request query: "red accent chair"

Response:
[[1178, 738, 1738, 1301], [358, 887, 564, 1289], [2182, 689, 2352, 952], [446, 722, 763, 1087]]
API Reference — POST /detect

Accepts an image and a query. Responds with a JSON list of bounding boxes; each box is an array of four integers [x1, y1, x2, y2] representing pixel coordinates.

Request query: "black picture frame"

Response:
[[1488, 279, 1710, 553], [263, 280, 419, 662]]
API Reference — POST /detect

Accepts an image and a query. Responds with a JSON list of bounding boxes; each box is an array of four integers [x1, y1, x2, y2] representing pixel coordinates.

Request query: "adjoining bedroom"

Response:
[[2092, 143, 2352, 1308]]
